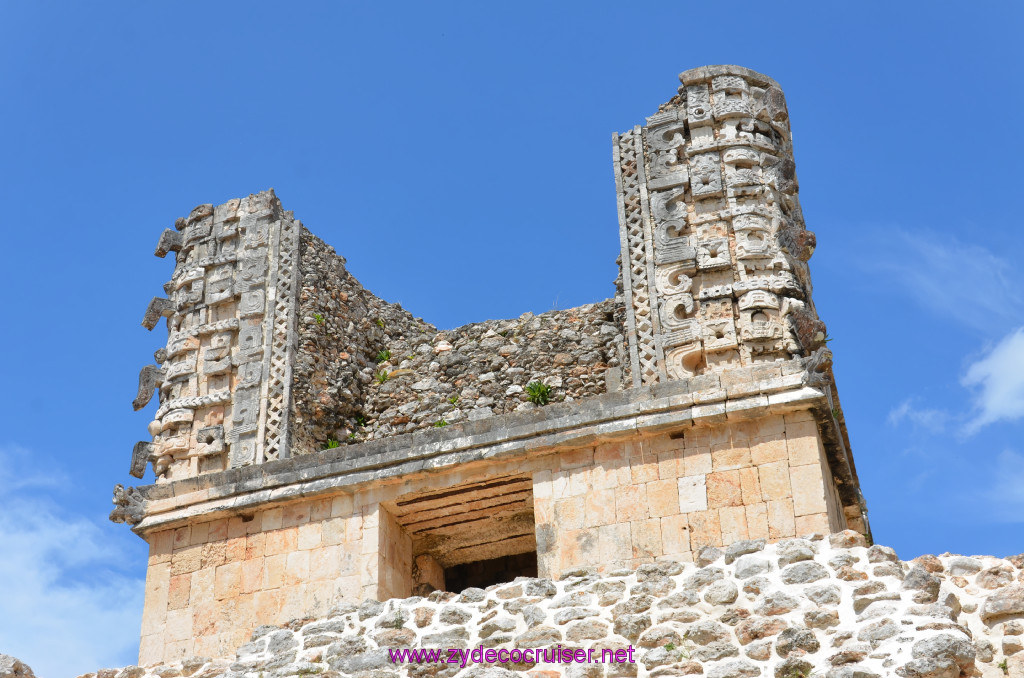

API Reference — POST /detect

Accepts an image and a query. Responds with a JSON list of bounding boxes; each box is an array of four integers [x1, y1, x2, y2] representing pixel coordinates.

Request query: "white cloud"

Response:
[[0, 445, 145, 678], [875, 229, 1022, 333], [962, 327, 1024, 434], [888, 398, 947, 433]]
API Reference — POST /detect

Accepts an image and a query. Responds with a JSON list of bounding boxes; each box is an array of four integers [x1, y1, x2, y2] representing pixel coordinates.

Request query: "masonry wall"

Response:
[[139, 495, 372, 664], [104, 534, 1024, 678], [137, 410, 844, 665], [290, 229, 629, 455], [533, 410, 845, 576]]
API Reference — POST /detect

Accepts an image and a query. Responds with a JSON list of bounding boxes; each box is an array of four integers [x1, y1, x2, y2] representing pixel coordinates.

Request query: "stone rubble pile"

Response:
[[59, 531, 1024, 678], [291, 229, 627, 454]]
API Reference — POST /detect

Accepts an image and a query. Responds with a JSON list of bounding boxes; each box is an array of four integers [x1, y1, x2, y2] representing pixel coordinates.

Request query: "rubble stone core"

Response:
[[113, 65, 874, 668]]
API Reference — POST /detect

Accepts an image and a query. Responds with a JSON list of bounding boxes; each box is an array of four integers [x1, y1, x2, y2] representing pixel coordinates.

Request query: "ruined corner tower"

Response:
[[114, 65, 870, 665]]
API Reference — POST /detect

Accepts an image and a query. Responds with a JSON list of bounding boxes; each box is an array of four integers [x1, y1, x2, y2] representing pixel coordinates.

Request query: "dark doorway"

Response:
[[443, 551, 538, 593]]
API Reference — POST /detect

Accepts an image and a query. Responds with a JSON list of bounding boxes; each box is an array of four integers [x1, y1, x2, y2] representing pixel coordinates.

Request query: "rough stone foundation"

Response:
[[65, 532, 1024, 678]]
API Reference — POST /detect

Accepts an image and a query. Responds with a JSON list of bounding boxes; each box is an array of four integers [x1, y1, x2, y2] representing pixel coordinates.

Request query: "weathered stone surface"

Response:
[[725, 539, 767, 565], [0, 656, 34, 678], [981, 584, 1024, 621], [910, 634, 975, 673], [516, 625, 562, 648], [777, 539, 816, 567], [696, 546, 725, 567], [775, 626, 820, 657], [829, 530, 867, 549], [866, 545, 898, 564], [977, 564, 1015, 590], [781, 561, 829, 584], [756, 591, 801, 616], [708, 660, 761, 678], [736, 617, 788, 645], [902, 566, 941, 603], [686, 619, 731, 645], [705, 579, 739, 605], [613, 613, 652, 642]]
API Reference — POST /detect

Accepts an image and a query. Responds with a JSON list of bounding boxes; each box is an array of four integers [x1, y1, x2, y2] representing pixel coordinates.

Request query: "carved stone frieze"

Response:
[[109, 484, 145, 526], [131, 190, 300, 481], [615, 65, 823, 382]]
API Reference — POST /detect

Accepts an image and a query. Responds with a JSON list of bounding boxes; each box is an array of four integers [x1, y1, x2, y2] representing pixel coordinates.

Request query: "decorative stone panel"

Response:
[[614, 65, 824, 383], [131, 190, 300, 481]]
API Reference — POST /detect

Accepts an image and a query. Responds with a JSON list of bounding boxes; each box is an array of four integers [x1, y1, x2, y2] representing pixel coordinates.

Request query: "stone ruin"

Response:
[[88, 65, 1022, 677]]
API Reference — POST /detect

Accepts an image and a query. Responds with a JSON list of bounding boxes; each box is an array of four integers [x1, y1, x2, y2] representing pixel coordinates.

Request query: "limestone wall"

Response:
[[535, 411, 846, 577], [135, 414, 847, 667], [139, 495, 373, 663], [77, 533, 1024, 678]]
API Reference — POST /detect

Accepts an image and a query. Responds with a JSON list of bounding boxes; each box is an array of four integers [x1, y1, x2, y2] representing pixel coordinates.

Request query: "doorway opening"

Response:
[[384, 474, 537, 595]]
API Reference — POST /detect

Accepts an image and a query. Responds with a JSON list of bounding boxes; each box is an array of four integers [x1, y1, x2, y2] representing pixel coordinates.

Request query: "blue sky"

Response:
[[1, 2, 1022, 675]]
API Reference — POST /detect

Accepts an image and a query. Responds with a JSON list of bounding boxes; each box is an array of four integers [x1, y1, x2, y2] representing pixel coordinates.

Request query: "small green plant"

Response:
[[375, 317, 385, 329], [347, 432, 358, 440], [822, 333, 834, 344], [448, 395, 459, 405], [355, 415, 366, 426], [665, 640, 692, 660], [999, 659, 1009, 675], [324, 439, 340, 449], [433, 419, 448, 428], [313, 313, 325, 325], [831, 407, 841, 420], [376, 349, 392, 363], [525, 381, 552, 405], [375, 370, 389, 384]]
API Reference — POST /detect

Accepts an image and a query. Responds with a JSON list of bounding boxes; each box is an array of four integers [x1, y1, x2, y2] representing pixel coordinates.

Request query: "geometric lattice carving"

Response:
[[613, 129, 661, 387]]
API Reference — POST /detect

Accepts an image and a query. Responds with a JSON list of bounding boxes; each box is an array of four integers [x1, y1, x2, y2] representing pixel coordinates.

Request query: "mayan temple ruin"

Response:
[[91, 66, 1024, 678]]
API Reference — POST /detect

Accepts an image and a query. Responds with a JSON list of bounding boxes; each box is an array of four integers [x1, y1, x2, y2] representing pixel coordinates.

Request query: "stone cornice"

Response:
[[129, 360, 844, 535]]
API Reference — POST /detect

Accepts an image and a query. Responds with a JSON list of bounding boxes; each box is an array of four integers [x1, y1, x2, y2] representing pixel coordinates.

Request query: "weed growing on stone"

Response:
[[324, 439, 340, 449], [433, 419, 448, 428], [355, 415, 366, 426], [448, 395, 459, 405], [526, 381, 552, 405], [375, 370, 389, 384], [664, 641, 691, 660], [376, 349, 391, 363], [999, 659, 1009, 675], [313, 313, 325, 325], [375, 318, 385, 328]]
